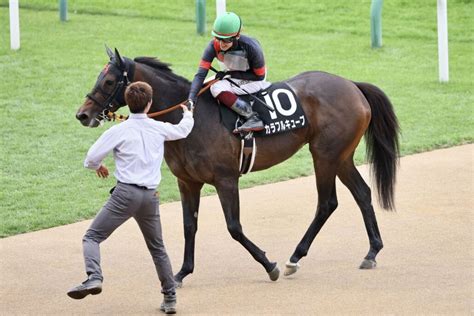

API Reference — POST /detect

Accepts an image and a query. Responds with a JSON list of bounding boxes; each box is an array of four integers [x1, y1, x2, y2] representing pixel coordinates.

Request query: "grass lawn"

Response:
[[0, 0, 472, 237]]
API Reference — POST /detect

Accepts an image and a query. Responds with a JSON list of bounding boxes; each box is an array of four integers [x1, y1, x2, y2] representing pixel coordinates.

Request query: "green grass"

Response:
[[0, 1, 472, 237]]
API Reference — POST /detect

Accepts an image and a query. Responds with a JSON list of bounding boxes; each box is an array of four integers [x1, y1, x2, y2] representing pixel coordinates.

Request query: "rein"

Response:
[[107, 79, 219, 122]]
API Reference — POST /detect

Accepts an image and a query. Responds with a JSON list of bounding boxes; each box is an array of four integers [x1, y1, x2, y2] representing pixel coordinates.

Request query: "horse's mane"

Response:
[[134, 57, 190, 84]]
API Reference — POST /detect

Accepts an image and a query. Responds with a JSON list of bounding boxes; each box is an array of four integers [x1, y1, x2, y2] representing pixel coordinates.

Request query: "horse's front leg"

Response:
[[215, 177, 280, 281], [174, 179, 203, 287]]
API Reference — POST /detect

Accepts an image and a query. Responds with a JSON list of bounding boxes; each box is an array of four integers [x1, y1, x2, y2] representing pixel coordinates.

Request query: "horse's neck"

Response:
[[135, 64, 190, 123]]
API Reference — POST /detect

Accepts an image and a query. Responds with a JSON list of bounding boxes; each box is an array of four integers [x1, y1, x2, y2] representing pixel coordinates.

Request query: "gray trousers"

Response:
[[82, 182, 175, 295]]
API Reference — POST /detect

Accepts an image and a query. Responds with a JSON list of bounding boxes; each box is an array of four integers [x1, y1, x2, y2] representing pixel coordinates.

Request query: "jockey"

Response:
[[186, 12, 270, 133]]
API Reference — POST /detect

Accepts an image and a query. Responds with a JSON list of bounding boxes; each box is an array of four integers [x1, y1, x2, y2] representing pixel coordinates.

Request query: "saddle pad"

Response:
[[219, 82, 307, 137]]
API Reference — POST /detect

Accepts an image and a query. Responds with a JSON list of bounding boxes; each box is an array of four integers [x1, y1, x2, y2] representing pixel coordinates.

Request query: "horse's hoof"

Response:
[[359, 259, 377, 269], [268, 265, 280, 281], [284, 261, 300, 276], [174, 280, 183, 288]]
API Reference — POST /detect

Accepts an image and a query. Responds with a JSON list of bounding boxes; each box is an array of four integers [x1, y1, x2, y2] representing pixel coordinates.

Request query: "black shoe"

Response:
[[160, 293, 177, 314], [234, 114, 264, 133], [67, 278, 102, 300]]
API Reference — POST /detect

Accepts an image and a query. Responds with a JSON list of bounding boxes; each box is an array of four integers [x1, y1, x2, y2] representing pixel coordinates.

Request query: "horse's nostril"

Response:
[[76, 113, 89, 121]]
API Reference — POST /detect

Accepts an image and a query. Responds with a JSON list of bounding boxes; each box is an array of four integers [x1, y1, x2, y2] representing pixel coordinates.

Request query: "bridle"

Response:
[[86, 59, 134, 124], [87, 58, 218, 123]]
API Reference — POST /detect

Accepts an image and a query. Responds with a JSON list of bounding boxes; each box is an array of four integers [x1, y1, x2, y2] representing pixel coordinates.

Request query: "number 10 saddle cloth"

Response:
[[219, 82, 307, 137]]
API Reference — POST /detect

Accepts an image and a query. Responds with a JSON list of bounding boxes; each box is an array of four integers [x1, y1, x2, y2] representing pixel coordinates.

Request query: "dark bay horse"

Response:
[[76, 48, 399, 285]]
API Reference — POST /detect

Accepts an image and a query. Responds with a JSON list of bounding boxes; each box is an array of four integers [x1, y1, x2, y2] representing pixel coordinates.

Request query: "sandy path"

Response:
[[1, 144, 472, 315]]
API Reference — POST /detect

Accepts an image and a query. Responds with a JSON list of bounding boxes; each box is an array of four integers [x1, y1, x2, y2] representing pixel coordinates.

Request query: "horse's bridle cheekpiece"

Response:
[[86, 49, 135, 124]]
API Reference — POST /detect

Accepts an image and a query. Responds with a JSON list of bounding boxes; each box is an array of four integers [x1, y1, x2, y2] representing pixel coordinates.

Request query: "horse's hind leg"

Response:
[[285, 159, 339, 276], [338, 159, 383, 269], [174, 179, 203, 286], [215, 177, 280, 281]]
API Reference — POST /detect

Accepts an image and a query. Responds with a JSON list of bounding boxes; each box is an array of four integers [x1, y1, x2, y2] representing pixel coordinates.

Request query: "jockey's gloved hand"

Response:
[[184, 99, 194, 111], [215, 71, 228, 80]]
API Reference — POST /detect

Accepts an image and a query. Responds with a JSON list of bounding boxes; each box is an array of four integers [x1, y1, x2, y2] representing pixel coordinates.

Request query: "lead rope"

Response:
[[107, 79, 218, 122]]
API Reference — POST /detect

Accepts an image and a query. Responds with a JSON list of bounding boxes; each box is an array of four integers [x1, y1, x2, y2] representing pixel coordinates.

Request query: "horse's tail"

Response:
[[354, 82, 400, 211]]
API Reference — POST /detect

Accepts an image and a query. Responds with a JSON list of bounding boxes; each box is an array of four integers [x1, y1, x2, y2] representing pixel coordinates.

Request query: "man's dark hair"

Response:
[[125, 81, 153, 113]]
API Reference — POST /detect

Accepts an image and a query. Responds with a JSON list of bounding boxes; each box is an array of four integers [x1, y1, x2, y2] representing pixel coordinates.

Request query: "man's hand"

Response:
[[215, 71, 228, 80], [96, 165, 109, 178], [183, 100, 194, 112]]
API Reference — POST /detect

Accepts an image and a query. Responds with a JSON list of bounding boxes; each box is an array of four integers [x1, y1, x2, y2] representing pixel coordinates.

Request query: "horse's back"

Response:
[[286, 71, 368, 108], [286, 71, 370, 123]]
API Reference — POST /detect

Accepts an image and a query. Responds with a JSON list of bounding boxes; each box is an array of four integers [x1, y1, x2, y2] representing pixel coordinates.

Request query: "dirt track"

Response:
[[1, 144, 472, 315]]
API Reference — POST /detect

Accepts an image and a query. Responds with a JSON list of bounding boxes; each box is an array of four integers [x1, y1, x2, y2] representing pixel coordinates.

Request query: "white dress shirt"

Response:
[[84, 112, 194, 189]]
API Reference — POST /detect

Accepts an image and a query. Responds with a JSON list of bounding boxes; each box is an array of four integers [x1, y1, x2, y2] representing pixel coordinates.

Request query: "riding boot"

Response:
[[230, 98, 264, 133]]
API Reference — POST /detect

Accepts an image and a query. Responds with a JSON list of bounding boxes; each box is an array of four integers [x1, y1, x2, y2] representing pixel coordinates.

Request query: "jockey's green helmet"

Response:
[[211, 12, 242, 38]]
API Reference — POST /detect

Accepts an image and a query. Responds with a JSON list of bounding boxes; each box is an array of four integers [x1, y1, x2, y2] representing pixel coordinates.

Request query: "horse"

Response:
[[76, 48, 399, 285]]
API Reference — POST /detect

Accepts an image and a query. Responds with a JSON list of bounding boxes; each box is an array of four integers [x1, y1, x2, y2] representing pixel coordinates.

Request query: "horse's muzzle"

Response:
[[76, 112, 88, 122], [76, 111, 90, 126], [76, 111, 100, 127]]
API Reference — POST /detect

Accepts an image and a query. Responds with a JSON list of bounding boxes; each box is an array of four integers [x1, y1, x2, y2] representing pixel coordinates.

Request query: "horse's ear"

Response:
[[114, 48, 125, 70], [105, 44, 114, 60]]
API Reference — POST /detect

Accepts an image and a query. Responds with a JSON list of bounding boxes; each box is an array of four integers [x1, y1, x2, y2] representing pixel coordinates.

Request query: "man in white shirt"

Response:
[[67, 81, 193, 315]]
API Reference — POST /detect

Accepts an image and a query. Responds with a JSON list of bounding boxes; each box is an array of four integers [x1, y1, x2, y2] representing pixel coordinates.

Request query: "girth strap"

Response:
[[239, 136, 256, 175]]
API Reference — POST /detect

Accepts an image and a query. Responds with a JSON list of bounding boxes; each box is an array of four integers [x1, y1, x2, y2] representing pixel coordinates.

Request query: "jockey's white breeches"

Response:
[[210, 78, 271, 97]]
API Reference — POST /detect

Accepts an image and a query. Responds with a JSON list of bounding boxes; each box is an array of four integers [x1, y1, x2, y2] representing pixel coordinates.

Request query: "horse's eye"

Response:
[[105, 80, 114, 86]]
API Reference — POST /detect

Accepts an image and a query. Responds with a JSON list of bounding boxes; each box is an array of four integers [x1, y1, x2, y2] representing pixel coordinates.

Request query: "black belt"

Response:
[[117, 181, 150, 190]]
